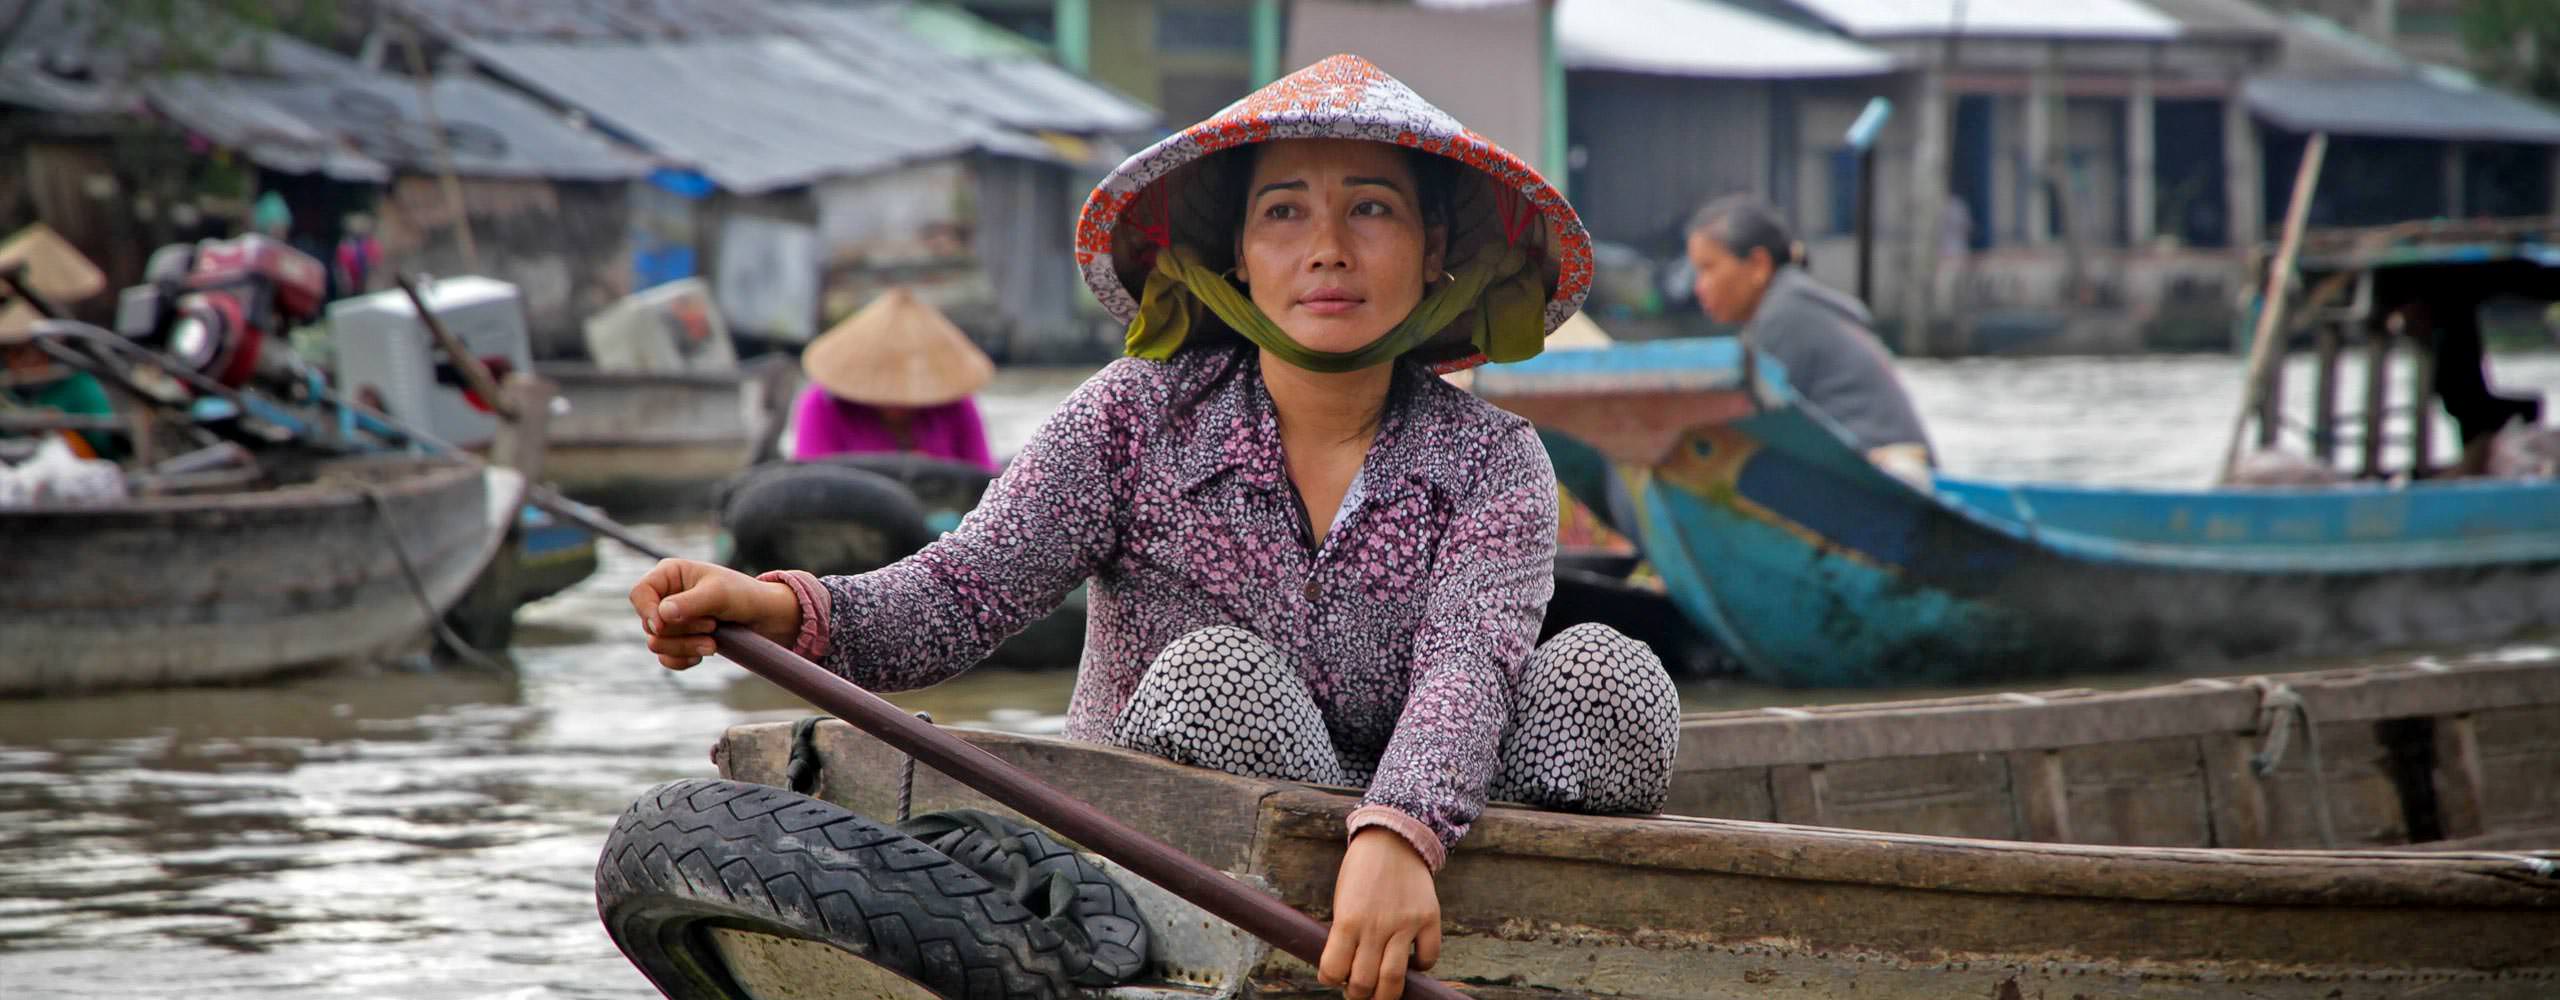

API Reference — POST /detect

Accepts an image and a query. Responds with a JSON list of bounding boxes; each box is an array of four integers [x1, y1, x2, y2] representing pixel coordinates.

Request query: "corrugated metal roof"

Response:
[[0, 0, 361, 115], [2245, 73, 2560, 145], [2136, 0, 2283, 39], [1781, 0, 2179, 40], [459, 35, 1008, 194], [392, 0, 791, 42], [1562, 0, 1896, 78], [2273, 11, 2418, 74], [149, 71, 654, 181], [142, 76, 392, 182], [781, 3, 1155, 134]]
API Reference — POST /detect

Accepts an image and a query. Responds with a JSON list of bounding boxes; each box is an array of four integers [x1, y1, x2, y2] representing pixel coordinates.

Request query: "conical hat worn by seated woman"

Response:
[[1074, 54, 1594, 374], [801, 288, 996, 408]]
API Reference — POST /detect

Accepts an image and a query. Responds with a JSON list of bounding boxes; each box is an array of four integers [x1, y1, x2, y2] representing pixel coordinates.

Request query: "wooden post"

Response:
[[2201, 732, 2270, 848], [2410, 325, 2438, 475], [1770, 764, 1828, 827], [2024, 45, 2057, 247], [2008, 749, 2075, 843], [2126, 62, 2157, 246], [400, 26, 480, 272], [2221, 133, 2327, 478], [2224, 90, 2264, 255], [2432, 714, 2490, 841], [2360, 329, 2393, 478], [1856, 144, 1878, 305], [1901, 65, 1951, 356], [2312, 322, 2343, 464], [2257, 336, 2287, 450], [489, 372, 552, 484]]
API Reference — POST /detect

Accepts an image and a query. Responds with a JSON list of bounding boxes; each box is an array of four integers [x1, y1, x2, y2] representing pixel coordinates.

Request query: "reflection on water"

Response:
[[3, 352, 2555, 998]]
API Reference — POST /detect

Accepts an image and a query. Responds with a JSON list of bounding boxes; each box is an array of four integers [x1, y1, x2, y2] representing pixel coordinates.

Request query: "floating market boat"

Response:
[[538, 362, 791, 516], [0, 454, 520, 695], [599, 653, 2560, 1000], [1471, 337, 2560, 686]]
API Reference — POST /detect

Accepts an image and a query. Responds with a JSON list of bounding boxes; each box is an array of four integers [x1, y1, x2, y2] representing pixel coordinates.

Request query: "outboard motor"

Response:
[[113, 234, 327, 391]]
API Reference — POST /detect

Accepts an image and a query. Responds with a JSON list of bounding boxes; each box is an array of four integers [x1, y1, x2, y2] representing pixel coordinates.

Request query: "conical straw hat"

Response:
[[1074, 54, 1593, 374], [801, 288, 994, 407], [0, 224, 107, 342]]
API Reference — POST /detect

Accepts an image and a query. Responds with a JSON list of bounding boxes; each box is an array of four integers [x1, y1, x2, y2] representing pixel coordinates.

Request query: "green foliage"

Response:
[[87, 0, 345, 75], [2461, 0, 2560, 103]]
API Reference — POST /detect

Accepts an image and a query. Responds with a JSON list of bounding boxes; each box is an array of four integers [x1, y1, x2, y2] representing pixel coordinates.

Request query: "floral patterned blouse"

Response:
[[768, 344, 1558, 865]]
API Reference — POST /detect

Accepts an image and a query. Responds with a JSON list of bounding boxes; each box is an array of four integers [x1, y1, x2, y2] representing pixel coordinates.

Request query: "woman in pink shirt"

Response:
[[631, 57, 1676, 1000], [789, 287, 999, 473]]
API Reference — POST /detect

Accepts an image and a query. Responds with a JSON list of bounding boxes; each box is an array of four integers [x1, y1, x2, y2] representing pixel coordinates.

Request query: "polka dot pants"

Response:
[[1109, 623, 1679, 815]]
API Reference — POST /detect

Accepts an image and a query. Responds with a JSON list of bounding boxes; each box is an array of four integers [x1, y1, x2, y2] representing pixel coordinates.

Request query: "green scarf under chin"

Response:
[[1123, 244, 1548, 373]]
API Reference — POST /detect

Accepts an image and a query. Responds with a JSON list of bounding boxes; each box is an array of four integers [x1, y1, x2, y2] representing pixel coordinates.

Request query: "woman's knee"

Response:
[[1144, 625, 1288, 684], [1525, 623, 1673, 695]]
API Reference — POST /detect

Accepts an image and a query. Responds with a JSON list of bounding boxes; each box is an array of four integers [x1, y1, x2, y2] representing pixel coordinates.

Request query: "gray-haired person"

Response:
[[1685, 194, 1934, 486]]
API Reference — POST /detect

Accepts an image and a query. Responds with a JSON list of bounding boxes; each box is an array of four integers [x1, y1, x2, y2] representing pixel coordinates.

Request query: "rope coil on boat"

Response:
[[2248, 679, 2339, 849]]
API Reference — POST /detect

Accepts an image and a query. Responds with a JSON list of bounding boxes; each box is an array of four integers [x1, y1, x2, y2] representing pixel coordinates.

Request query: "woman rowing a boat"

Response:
[[629, 56, 1679, 1000]]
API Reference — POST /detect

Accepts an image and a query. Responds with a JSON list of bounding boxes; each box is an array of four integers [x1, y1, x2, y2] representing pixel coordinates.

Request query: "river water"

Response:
[[4, 350, 2555, 998]]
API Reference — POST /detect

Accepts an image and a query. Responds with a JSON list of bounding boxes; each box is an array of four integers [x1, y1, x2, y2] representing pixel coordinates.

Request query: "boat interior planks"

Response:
[[1668, 655, 2560, 850], [715, 716, 2560, 999]]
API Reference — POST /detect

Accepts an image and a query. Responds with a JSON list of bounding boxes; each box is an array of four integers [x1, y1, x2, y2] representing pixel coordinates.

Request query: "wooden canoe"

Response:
[[712, 715, 2560, 999], [540, 363, 787, 515], [0, 455, 519, 695], [1473, 337, 2560, 686]]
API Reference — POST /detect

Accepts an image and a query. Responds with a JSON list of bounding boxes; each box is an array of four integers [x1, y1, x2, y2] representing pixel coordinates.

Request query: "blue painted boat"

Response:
[[1475, 338, 2560, 687]]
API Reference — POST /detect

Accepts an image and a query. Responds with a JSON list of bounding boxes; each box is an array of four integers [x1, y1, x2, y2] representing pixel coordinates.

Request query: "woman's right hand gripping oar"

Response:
[[628, 558, 805, 670]]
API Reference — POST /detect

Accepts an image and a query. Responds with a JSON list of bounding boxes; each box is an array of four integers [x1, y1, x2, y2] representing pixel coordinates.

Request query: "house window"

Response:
[[1158, 6, 1251, 53], [1825, 146, 1859, 236]]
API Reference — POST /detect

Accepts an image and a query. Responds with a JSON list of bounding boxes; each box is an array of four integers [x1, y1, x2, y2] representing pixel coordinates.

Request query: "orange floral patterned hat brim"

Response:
[[1073, 54, 1594, 373]]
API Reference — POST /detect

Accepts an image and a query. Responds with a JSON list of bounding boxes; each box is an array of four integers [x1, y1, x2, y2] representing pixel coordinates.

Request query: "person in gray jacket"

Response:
[[1685, 195, 1934, 483]]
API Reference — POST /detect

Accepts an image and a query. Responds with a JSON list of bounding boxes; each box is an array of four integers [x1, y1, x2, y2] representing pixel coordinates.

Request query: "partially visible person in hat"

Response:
[[788, 287, 998, 473], [629, 56, 1675, 1000], [1, 224, 119, 461], [1687, 194, 1933, 487]]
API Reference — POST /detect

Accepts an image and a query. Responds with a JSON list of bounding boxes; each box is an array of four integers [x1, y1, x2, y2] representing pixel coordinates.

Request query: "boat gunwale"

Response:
[[719, 721, 2560, 911], [538, 362, 753, 391], [1673, 654, 2560, 768], [0, 455, 483, 519]]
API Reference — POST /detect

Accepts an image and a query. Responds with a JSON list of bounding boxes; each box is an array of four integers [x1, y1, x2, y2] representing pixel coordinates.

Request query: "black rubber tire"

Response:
[[900, 810, 1148, 986], [819, 453, 998, 514], [718, 463, 937, 577], [595, 779, 1077, 1000]]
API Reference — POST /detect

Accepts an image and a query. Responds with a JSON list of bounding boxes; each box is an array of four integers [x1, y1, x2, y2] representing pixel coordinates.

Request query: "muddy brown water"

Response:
[[4, 351, 2555, 998]]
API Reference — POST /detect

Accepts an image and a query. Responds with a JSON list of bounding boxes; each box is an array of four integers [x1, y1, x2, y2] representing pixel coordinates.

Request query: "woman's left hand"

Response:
[[1317, 827, 1441, 1000]]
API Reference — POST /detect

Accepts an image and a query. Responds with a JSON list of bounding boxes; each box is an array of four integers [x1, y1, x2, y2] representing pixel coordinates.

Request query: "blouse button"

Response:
[[1303, 580, 1320, 602]]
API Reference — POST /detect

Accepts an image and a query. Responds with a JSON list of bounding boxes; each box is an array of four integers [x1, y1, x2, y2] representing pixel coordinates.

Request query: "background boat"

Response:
[[1477, 338, 2560, 686], [0, 455, 519, 696]]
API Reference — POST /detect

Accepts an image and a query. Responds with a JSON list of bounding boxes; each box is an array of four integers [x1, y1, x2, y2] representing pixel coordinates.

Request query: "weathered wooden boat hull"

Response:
[[0, 458, 517, 695], [708, 721, 2560, 999], [1477, 338, 2560, 686], [541, 364, 771, 515], [1668, 652, 2560, 850]]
